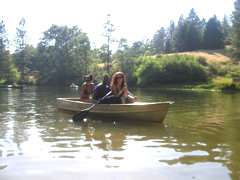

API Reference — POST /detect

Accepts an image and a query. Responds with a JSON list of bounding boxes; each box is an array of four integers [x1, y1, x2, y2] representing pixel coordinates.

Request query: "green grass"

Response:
[[193, 76, 240, 91]]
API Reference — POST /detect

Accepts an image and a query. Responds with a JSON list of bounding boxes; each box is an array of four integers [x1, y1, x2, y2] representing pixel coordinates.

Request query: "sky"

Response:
[[1, 0, 236, 51]]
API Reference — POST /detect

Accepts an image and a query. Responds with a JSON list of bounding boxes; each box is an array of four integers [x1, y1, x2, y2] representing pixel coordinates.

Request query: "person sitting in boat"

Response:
[[80, 74, 94, 103], [12, 82, 17, 87], [109, 72, 137, 104], [92, 74, 111, 103]]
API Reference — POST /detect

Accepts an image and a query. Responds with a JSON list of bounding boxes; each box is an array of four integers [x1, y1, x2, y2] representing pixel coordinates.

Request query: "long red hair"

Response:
[[110, 72, 126, 88]]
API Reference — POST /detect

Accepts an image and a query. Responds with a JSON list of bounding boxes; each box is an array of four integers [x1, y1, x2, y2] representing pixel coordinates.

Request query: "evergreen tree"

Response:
[[102, 14, 115, 74], [0, 21, 9, 79], [115, 38, 128, 72], [165, 20, 175, 53], [165, 39, 171, 54], [186, 8, 201, 26], [153, 27, 166, 54], [229, 0, 240, 60], [130, 41, 145, 58], [185, 22, 201, 51], [203, 15, 224, 50], [185, 8, 201, 51], [168, 20, 176, 38], [0, 21, 8, 54], [173, 16, 188, 52], [14, 17, 28, 82], [221, 15, 231, 45]]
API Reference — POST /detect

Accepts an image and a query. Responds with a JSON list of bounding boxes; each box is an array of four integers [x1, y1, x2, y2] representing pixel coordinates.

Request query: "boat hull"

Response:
[[57, 98, 173, 123]]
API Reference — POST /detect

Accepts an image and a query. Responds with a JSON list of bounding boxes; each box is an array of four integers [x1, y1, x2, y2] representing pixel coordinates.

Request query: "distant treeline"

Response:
[[0, 0, 240, 86]]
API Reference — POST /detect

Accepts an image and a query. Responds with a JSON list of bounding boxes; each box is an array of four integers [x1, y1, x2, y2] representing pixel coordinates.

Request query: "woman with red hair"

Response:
[[110, 72, 137, 104]]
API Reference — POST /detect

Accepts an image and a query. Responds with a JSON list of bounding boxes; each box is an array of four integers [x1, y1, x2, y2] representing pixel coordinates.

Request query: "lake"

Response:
[[0, 86, 240, 180]]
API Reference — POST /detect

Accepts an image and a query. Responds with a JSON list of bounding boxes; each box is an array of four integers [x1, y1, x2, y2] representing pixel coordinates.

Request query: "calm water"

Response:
[[0, 86, 240, 180]]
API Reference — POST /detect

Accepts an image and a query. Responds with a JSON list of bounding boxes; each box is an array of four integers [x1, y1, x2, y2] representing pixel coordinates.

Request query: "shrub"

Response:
[[196, 56, 208, 66], [134, 54, 208, 86], [209, 62, 221, 75]]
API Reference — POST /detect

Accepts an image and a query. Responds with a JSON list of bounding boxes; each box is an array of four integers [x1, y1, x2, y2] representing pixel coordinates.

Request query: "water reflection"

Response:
[[0, 86, 240, 179]]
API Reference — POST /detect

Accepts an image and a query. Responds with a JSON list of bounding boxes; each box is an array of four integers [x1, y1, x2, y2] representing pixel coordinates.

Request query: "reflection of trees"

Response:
[[0, 88, 29, 157]]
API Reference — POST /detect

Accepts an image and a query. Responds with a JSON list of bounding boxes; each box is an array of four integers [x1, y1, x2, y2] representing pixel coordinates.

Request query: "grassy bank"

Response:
[[174, 49, 240, 91]]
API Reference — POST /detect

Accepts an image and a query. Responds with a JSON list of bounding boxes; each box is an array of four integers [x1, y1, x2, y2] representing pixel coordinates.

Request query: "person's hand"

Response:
[[133, 96, 138, 100]]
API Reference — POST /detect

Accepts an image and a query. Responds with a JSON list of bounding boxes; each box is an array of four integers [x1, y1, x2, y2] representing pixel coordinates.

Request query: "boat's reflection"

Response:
[[74, 113, 167, 128], [72, 115, 167, 152]]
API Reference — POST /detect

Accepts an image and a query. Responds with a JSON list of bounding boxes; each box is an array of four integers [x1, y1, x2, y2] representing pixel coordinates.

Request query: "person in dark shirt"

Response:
[[93, 75, 111, 102]]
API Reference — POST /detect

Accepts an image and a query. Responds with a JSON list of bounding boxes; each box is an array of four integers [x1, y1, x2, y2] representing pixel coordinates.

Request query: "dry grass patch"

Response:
[[97, 63, 105, 68], [169, 49, 230, 64]]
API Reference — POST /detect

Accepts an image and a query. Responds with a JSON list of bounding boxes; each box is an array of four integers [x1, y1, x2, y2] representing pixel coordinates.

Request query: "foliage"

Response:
[[0, 50, 20, 83], [14, 17, 28, 81], [37, 25, 91, 84], [88, 63, 108, 85], [153, 27, 166, 54], [165, 20, 175, 53], [134, 54, 208, 86], [0, 21, 8, 54], [173, 9, 202, 52], [217, 83, 240, 91], [195, 84, 216, 89], [102, 14, 115, 74], [229, 0, 240, 61], [221, 15, 231, 45], [203, 15, 224, 49], [208, 62, 222, 75], [1, 3, 240, 88], [196, 56, 207, 66]]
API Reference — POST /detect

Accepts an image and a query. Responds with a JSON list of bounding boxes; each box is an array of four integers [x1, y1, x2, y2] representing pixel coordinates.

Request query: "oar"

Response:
[[72, 91, 112, 122]]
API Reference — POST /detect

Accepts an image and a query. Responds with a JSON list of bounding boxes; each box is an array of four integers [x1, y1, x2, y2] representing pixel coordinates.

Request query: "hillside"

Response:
[[99, 49, 231, 69], [172, 49, 230, 64]]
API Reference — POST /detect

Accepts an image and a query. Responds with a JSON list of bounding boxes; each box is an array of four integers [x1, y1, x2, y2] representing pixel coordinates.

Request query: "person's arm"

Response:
[[111, 85, 124, 97], [80, 84, 86, 100], [112, 84, 128, 97], [92, 85, 99, 100], [122, 84, 128, 96], [111, 85, 117, 96]]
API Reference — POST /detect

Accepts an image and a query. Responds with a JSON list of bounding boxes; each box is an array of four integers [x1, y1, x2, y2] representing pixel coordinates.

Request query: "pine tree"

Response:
[[165, 21, 175, 53], [222, 15, 231, 45], [0, 21, 8, 54], [203, 15, 224, 50], [0, 21, 9, 80], [229, 0, 240, 61], [14, 17, 28, 82], [173, 16, 188, 52], [102, 14, 115, 74], [153, 27, 166, 54], [185, 8, 201, 51]]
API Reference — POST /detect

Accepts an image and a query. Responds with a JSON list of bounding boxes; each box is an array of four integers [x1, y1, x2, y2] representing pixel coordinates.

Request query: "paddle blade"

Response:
[[72, 110, 89, 122]]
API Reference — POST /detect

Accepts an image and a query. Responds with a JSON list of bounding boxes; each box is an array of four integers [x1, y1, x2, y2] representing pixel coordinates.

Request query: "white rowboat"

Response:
[[57, 98, 173, 123]]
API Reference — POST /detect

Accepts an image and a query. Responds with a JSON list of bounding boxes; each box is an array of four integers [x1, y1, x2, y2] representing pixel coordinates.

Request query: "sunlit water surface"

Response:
[[0, 86, 240, 180]]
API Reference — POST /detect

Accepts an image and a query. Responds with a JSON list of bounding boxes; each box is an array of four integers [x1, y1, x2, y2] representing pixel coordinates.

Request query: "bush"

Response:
[[209, 62, 221, 75], [8, 68, 20, 84], [196, 56, 208, 66], [134, 54, 208, 86]]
